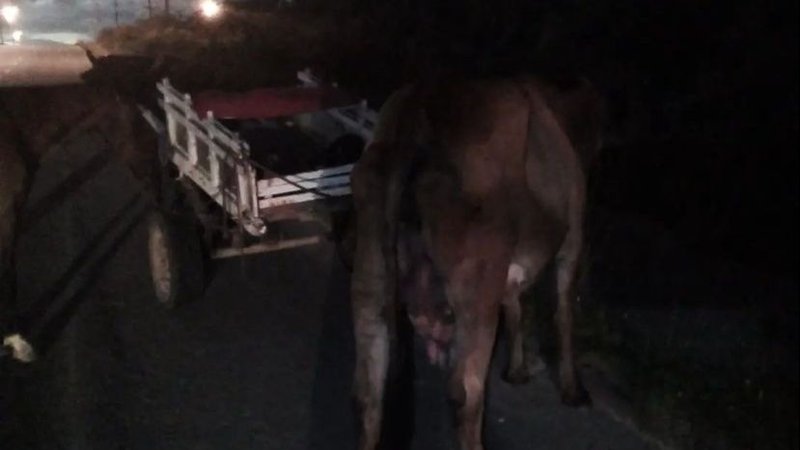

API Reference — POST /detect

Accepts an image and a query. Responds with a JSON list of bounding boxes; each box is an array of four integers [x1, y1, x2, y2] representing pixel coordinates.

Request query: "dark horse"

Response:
[[1, 54, 160, 361]]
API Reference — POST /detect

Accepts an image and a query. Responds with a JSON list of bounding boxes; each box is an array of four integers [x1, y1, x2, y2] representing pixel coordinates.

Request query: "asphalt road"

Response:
[[0, 42, 92, 87], [0, 126, 654, 450]]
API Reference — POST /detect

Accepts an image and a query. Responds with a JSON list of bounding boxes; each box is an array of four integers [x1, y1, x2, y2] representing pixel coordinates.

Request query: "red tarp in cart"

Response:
[[192, 86, 356, 120]]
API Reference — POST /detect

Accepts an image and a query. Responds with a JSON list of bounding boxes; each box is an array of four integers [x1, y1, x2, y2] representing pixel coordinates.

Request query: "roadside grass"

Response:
[[575, 303, 798, 450], [526, 213, 799, 450]]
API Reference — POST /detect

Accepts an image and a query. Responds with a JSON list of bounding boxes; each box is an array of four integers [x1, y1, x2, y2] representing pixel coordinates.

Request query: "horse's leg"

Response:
[[0, 144, 36, 362], [0, 244, 34, 363], [0, 232, 36, 362], [0, 211, 17, 335], [554, 225, 589, 405]]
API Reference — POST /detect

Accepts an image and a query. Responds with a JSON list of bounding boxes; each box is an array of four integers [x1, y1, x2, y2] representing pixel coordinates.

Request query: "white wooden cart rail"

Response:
[[156, 78, 266, 236], [141, 70, 376, 238], [296, 69, 378, 142]]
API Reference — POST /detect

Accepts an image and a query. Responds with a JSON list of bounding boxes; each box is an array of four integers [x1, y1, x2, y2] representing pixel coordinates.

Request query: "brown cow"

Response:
[[349, 75, 604, 450]]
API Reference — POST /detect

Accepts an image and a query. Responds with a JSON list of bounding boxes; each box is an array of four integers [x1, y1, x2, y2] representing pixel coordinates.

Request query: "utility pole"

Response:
[[147, 0, 153, 18], [113, 0, 119, 25], [93, 0, 101, 32], [164, 0, 170, 15]]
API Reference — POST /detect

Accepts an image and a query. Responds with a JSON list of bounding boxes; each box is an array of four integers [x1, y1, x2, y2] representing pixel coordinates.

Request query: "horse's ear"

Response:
[[77, 42, 99, 65]]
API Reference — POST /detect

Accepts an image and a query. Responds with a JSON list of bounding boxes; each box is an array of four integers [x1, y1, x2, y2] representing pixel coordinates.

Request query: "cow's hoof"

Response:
[[2, 334, 36, 363], [503, 359, 544, 385], [561, 384, 592, 408], [503, 367, 531, 385]]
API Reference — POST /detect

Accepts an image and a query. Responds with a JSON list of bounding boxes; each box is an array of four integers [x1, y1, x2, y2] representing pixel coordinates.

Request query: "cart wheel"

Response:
[[147, 209, 205, 308]]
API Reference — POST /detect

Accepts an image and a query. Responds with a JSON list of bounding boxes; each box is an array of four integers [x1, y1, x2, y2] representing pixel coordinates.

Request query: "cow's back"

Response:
[[355, 76, 591, 267], [421, 79, 531, 201], [411, 78, 585, 239]]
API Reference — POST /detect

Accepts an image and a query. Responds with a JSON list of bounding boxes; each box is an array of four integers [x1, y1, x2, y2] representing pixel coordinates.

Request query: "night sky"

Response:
[[7, 0, 195, 41]]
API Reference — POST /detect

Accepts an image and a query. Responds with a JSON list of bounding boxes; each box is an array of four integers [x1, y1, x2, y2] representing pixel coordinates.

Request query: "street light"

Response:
[[1, 4, 19, 24], [199, 0, 221, 19], [1, 4, 20, 45]]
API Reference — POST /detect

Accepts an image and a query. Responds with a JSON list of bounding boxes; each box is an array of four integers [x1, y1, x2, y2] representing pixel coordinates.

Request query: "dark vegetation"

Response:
[[93, 1, 797, 448]]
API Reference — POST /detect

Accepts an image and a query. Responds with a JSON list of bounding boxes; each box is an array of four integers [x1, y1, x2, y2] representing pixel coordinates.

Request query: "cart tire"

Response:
[[147, 209, 205, 308]]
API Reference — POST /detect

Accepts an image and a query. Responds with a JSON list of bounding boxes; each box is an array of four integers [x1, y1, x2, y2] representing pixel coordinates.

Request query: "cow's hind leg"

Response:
[[446, 255, 508, 450], [350, 162, 392, 449], [352, 297, 390, 450], [554, 227, 590, 406], [352, 261, 413, 449], [502, 258, 547, 384], [351, 143, 415, 449]]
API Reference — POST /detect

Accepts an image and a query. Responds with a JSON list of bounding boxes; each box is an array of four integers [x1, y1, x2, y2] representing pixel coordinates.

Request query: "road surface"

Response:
[[0, 126, 654, 450], [0, 42, 92, 87]]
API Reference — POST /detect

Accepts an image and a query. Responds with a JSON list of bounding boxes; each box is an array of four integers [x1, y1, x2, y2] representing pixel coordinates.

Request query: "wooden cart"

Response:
[[140, 70, 376, 307]]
